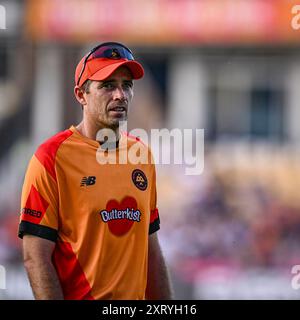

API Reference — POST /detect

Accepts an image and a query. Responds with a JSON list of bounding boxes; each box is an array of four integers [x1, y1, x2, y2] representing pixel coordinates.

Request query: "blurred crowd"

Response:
[[158, 146, 300, 298], [0, 205, 21, 265]]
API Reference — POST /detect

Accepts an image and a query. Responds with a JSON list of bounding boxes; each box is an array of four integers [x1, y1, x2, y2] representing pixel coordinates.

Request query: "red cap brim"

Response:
[[88, 60, 144, 82]]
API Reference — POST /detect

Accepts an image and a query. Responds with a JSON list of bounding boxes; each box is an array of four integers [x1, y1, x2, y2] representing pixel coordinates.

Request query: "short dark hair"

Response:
[[81, 79, 93, 93], [79, 79, 93, 110]]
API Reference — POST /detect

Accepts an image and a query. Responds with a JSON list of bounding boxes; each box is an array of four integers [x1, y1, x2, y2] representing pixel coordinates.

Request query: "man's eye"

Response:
[[123, 82, 133, 89], [102, 83, 114, 89]]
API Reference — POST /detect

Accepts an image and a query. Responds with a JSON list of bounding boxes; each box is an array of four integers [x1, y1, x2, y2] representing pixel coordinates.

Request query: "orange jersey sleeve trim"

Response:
[[18, 221, 58, 242], [149, 208, 160, 234]]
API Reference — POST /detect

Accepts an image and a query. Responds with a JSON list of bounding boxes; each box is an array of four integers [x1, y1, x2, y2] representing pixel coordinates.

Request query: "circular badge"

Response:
[[132, 169, 148, 191]]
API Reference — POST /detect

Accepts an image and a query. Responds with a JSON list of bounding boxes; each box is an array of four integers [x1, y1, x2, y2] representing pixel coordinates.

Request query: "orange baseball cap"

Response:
[[75, 42, 144, 87]]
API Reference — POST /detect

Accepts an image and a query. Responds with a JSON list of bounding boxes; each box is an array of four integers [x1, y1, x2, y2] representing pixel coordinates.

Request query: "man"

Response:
[[18, 42, 173, 300]]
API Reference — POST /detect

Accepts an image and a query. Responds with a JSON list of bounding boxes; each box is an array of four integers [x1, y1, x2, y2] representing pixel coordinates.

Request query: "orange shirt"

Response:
[[18, 126, 160, 300]]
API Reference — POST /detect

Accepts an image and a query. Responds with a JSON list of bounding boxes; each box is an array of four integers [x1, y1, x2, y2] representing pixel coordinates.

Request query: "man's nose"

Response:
[[113, 86, 126, 101]]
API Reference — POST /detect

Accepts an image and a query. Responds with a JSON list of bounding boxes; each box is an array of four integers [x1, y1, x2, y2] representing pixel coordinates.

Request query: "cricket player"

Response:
[[18, 42, 173, 300]]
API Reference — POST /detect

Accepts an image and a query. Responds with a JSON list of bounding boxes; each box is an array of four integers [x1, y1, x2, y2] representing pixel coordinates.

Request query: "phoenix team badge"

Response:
[[132, 169, 147, 191]]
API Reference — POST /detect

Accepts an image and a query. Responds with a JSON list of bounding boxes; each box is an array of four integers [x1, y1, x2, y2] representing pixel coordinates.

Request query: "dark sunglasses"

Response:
[[77, 42, 135, 86]]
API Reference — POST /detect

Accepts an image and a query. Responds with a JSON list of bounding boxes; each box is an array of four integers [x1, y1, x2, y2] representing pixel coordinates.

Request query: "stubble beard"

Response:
[[104, 113, 128, 131]]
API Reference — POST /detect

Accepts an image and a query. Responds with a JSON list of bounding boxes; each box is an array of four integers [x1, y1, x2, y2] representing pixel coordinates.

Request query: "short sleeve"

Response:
[[149, 164, 160, 235], [18, 154, 59, 242]]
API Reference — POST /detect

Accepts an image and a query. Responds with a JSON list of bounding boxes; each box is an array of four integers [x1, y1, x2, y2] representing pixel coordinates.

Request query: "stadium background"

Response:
[[1, 0, 300, 299]]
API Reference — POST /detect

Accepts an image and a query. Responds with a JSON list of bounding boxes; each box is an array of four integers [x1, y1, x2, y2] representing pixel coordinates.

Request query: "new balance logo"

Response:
[[80, 176, 96, 187]]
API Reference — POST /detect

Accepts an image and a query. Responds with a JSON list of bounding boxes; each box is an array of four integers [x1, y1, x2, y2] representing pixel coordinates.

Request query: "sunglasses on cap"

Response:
[[76, 42, 135, 86]]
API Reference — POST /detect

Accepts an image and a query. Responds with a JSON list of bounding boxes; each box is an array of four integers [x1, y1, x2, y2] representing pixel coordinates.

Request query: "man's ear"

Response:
[[74, 86, 87, 106]]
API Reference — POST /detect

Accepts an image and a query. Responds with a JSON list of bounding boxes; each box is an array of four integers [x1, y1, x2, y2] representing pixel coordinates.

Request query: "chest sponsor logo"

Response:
[[99, 196, 141, 236], [132, 169, 147, 191]]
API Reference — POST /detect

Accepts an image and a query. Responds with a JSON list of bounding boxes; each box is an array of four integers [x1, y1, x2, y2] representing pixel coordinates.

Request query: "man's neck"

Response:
[[76, 121, 120, 144]]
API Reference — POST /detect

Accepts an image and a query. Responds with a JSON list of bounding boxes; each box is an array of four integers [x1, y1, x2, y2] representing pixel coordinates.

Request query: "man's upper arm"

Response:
[[148, 232, 166, 260], [22, 234, 64, 300], [23, 234, 56, 263]]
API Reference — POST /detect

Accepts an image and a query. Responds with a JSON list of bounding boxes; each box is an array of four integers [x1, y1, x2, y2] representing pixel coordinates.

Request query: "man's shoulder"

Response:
[[35, 128, 74, 159], [33, 129, 74, 180]]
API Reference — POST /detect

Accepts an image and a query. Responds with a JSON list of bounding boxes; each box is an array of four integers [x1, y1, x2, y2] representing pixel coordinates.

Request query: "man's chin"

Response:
[[108, 118, 127, 130]]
